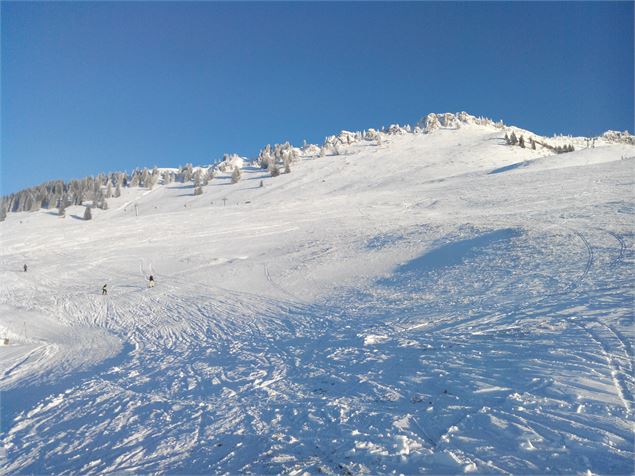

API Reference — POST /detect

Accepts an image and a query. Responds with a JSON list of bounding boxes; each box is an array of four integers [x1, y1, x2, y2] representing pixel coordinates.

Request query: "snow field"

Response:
[[0, 123, 633, 473]]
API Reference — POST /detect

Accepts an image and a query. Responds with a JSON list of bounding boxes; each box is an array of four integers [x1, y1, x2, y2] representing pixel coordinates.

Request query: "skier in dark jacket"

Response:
[[23, 264, 27, 272], [102, 284, 108, 295]]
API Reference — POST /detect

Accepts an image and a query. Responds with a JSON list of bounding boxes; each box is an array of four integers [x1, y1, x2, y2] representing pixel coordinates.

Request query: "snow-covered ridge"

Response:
[[1, 111, 633, 220]]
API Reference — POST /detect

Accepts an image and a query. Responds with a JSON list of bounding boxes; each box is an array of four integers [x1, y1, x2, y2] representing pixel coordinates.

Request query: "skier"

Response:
[[148, 275, 155, 288], [102, 284, 108, 295], [23, 264, 27, 272]]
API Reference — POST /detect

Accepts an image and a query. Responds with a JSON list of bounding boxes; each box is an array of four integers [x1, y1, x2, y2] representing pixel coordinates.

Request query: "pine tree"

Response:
[[0, 205, 7, 222], [114, 183, 121, 198], [146, 172, 157, 189], [193, 186, 203, 195], [510, 131, 518, 145], [29, 193, 41, 211], [58, 196, 67, 216], [504, 133, 510, 145], [231, 167, 242, 183], [84, 206, 92, 220], [182, 163, 193, 182], [519, 136, 525, 148]]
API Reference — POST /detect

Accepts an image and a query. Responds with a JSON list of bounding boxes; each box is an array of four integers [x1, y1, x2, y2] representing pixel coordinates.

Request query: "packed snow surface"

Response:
[[1, 121, 634, 474]]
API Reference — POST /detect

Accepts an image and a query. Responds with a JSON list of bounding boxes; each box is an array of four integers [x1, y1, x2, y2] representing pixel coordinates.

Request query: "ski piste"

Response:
[[1, 113, 633, 474]]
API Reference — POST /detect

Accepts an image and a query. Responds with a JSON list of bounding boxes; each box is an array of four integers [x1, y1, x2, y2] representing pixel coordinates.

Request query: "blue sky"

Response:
[[2, 1, 633, 195]]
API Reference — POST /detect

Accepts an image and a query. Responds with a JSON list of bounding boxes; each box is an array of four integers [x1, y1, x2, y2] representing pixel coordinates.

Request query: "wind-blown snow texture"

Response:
[[1, 115, 633, 474]]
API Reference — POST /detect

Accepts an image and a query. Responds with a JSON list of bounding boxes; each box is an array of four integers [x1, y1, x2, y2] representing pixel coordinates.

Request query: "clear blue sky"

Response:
[[2, 1, 633, 195]]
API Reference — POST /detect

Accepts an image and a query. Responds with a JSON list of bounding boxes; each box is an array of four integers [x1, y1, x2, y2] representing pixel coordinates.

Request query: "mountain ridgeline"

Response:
[[2, 112, 633, 221]]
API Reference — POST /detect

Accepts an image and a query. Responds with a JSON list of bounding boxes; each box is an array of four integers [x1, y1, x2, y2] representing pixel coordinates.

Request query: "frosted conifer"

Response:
[[231, 167, 242, 184]]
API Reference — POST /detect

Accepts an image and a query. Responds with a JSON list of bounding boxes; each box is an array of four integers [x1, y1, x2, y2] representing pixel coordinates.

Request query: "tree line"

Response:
[[504, 131, 575, 153], [0, 166, 213, 221]]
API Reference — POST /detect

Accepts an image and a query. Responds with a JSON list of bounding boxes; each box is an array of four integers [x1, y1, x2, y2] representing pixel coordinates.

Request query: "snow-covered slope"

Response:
[[0, 116, 633, 474]]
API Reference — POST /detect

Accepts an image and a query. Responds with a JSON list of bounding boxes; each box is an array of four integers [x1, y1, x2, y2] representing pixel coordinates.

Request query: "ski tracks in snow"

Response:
[[1, 221, 633, 474]]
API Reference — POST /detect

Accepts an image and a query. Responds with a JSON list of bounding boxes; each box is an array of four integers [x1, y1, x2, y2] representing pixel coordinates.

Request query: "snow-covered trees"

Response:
[[364, 128, 379, 141], [258, 145, 273, 169], [602, 130, 635, 145], [422, 114, 441, 131], [0, 206, 6, 222], [58, 198, 67, 217], [97, 193, 108, 210], [416, 112, 502, 133], [143, 170, 154, 189], [129, 173, 140, 187], [218, 154, 245, 173], [190, 169, 207, 193], [181, 164, 194, 182], [231, 167, 242, 183], [83, 206, 92, 220], [0, 174, 117, 217], [192, 169, 203, 187], [257, 142, 296, 174], [555, 144, 575, 154]]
